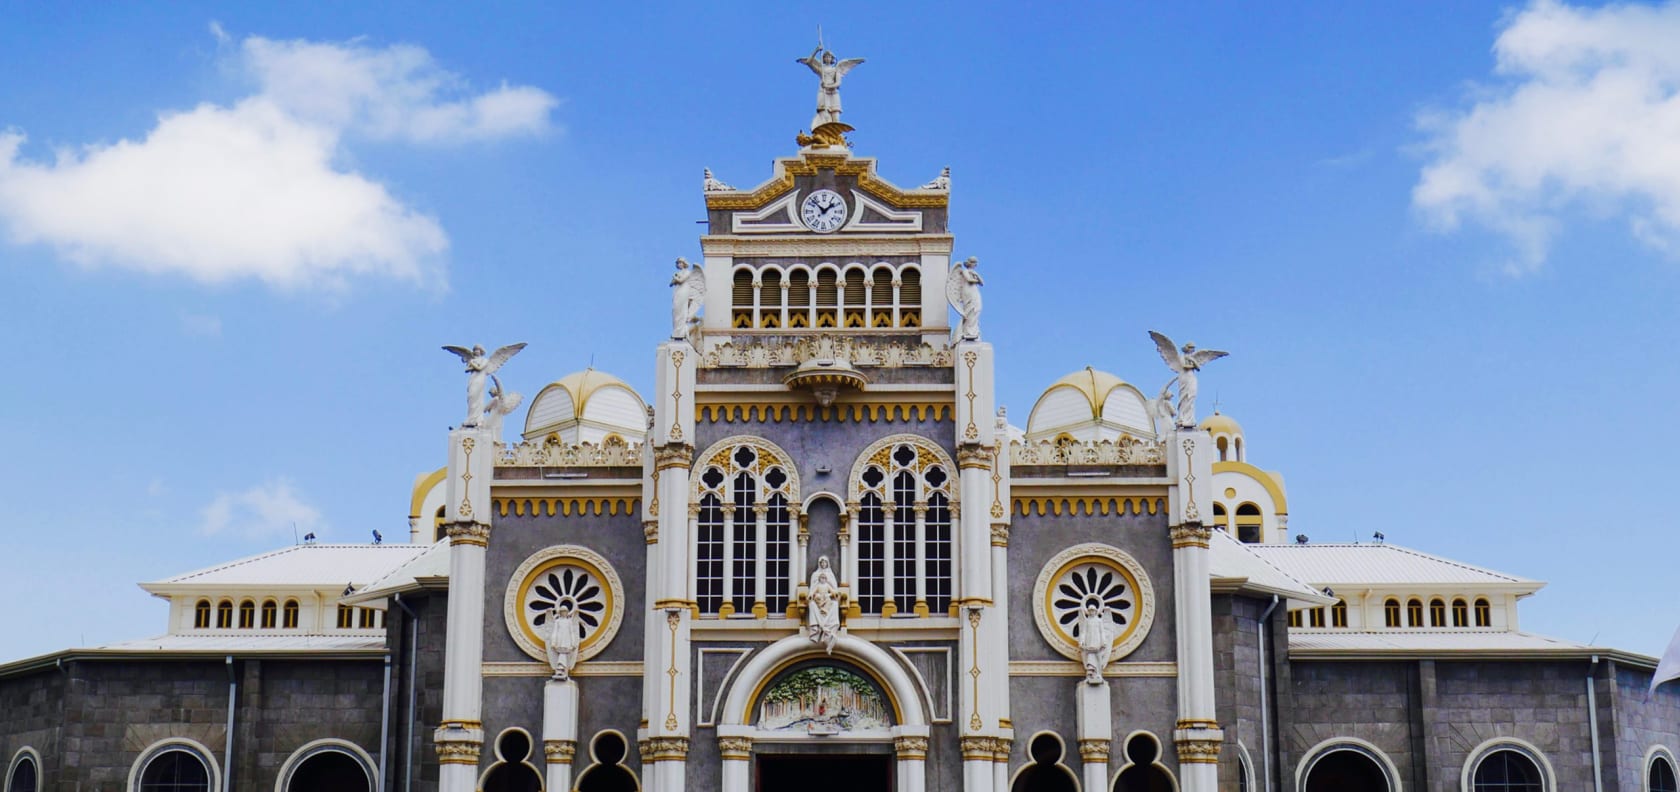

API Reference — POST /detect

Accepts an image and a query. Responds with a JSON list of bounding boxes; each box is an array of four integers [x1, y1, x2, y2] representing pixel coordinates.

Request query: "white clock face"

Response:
[[800, 189, 848, 233]]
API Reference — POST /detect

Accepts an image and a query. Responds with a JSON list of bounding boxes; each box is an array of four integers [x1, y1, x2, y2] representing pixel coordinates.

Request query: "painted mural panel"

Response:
[[757, 666, 891, 733]]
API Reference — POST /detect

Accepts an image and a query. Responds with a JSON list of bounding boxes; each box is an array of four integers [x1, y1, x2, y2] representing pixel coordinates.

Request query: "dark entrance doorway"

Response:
[[757, 753, 894, 792], [1304, 749, 1389, 792], [286, 750, 370, 792]]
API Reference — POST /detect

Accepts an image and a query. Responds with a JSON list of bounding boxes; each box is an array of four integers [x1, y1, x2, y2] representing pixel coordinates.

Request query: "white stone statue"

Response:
[[945, 256, 983, 341], [806, 556, 842, 654], [670, 257, 706, 343], [544, 604, 580, 680], [481, 375, 523, 439], [1149, 330, 1228, 429], [441, 342, 527, 429], [796, 44, 864, 129], [1078, 603, 1116, 685]]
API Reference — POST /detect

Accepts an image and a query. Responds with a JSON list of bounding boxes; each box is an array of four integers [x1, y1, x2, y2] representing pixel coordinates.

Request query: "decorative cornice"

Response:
[[1170, 523, 1212, 549], [1010, 437, 1164, 466], [444, 521, 490, 548], [990, 524, 1010, 547], [702, 155, 949, 211], [718, 736, 753, 760], [894, 736, 929, 760], [639, 736, 690, 763], [496, 439, 642, 468], [1007, 660, 1178, 677], [1078, 740, 1111, 762], [1176, 718, 1220, 731], [544, 739, 577, 764], [1174, 737, 1222, 764], [957, 445, 992, 469], [702, 333, 953, 370], [434, 726, 483, 765], [654, 444, 695, 470], [960, 736, 997, 761], [643, 520, 659, 544], [481, 661, 644, 677]]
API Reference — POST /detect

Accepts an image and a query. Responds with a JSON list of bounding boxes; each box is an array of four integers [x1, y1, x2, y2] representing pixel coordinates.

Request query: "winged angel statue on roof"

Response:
[[442, 342, 527, 429], [671, 257, 705, 344], [946, 256, 983, 341], [1149, 330, 1227, 429], [797, 41, 864, 129]]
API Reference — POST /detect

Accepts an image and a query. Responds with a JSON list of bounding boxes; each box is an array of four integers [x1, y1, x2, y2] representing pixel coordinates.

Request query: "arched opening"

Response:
[[138, 749, 211, 792], [1472, 749, 1543, 791], [814, 269, 839, 328], [193, 600, 211, 629], [1235, 503, 1262, 544], [285, 749, 371, 792], [1216, 436, 1229, 461], [787, 269, 812, 327], [261, 600, 278, 629], [238, 600, 255, 629], [760, 269, 784, 328], [898, 267, 921, 327], [1304, 748, 1389, 792], [732, 269, 755, 329], [1452, 598, 1469, 627], [1012, 733, 1078, 792], [1112, 733, 1174, 792], [216, 600, 233, 629], [1429, 598, 1446, 627], [1475, 598, 1492, 627], [1406, 598, 1423, 627], [1212, 502, 1229, 531], [7, 755, 37, 792], [1331, 599, 1348, 628], [575, 731, 638, 792], [1651, 753, 1678, 792], [1384, 598, 1401, 628], [283, 599, 300, 629], [481, 730, 542, 792]]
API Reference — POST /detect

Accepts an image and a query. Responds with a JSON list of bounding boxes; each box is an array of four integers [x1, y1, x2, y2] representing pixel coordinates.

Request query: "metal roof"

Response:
[[1243, 543, 1542, 589], [143, 544, 430, 589], [1288, 629, 1654, 667], [96, 633, 385, 652], [1208, 530, 1336, 608], [343, 539, 450, 605]]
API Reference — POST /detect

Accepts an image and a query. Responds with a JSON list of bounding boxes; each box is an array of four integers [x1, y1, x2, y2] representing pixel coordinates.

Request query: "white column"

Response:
[[896, 732, 930, 792], [721, 505, 736, 614], [544, 679, 579, 792], [719, 733, 751, 792], [647, 341, 696, 792], [436, 427, 493, 791], [753, 503, 768, 618], [1076, 682, 1112, 792], [913, 502, 928, 615], [882, 506, 897, 615], [1168, 428, 1223, 791]]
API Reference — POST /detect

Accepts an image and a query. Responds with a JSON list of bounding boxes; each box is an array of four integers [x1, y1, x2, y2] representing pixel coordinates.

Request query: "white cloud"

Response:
[[0, 30, 558, 291], [1413, 0, 1680, 274], [200, 478, 324, 540]]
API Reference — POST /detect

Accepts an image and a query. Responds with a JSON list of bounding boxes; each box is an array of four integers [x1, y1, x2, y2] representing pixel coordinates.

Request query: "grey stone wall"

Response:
[[1005, 675, 1180, 786], [1284, 660, 1419, 787], [1608, 661, 1680, 792], [1424, 660, 1595, 791], [0, 666, 63, 789], [239, 659, 385, 790], [389, 590, 448, 792], [480, 675, 645, 783], [1212, 594, 1279, 792], [1005, 507, 1175, 664], [484, 508, 647, 665]]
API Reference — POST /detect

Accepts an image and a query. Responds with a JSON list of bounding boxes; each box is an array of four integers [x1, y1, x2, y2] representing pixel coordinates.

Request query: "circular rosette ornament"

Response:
[[1032, 543, 1155, 663], [1053, 564, 1134, 641], [504, 546, 624, 664]]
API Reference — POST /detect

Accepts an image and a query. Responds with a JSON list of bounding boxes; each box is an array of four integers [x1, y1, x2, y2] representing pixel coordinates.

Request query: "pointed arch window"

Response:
[[854, 440, 954, 617], [694, 441, 798, 617]]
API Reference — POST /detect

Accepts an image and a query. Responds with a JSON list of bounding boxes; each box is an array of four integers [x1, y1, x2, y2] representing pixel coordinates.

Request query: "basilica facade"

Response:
[[3, 62, 1679, 792]]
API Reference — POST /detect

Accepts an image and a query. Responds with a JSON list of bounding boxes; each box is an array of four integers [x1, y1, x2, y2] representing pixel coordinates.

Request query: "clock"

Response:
[[800, 189, 848, 233]]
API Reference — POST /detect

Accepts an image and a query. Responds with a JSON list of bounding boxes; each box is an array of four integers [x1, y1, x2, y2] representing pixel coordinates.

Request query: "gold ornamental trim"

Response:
[[494, 497, 640, 518], [718, 737, 753, 760], [991, 524, 1010, 547], [445, 521, 491, 547], [1175, 737, 1222, 764], [654, 444, 695, 470], [1170, 523, 1212, 549], [1175, 718, 1220, 731], [1078, 740, 1111, 762], [698, 402, 952, 424], [703, 154, 949, 211], [1013, 497, 1166, 517], [639, 736, 690, 763], [894, 736, 929, 760], [435, 738, 481, 765], [994, 736, 1013, 762], [960, 736, 996, 761], [957, 444, 992, 469], [544, 739, 577, 764], [437, 719, 482, 730], [643, 520, 659, 545]]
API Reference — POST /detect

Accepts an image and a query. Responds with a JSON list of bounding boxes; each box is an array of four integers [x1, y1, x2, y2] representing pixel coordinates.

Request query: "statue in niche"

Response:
[[544, 603, 580, 680], [796, 43, 864, 129], [1079, 603, 1116, 685], [481, 375, 523, 439], [946, 256, 984, 341], [807, 556, 842, 654], [441, 342, 526, 429], [1149, 330, 1228, 429], [670, 257, 706, 343]]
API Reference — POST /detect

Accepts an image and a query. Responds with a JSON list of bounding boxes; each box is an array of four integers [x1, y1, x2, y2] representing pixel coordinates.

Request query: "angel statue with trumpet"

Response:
[[1149, 330, 1227, 429], [441, 342, 527, 429]]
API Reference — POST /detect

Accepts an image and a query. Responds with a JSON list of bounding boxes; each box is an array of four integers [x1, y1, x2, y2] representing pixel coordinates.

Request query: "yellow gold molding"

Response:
[[718, 736, 752, 760], [482, 661, 644, 677], [654, 444, 695, 470], [444, 522, 490, 547], [1007, 660, 1177, 677], [1012, 497, 1165, 517], [494, 497, 640, 518], [1078, 740, 1110, 762], [640, 736, 690, 762], [894, 736, 929, 759], [698, 402, 952, 424], [543, 739, 576, 764], [1170, 524, 1212, 549], [703, 154, 949, 211], [1175, 737, 1222, 764]]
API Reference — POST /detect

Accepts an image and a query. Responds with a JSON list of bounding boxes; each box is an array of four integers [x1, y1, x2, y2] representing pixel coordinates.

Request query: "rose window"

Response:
[[524, 565, 606, 646], [1052, 563, 1133, 641], [504, 546, 624, 663], [1032, 543, 1155, 663]]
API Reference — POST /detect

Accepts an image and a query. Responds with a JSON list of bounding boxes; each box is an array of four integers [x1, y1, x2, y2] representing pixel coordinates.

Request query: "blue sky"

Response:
[[3, 2, 1678, 661]]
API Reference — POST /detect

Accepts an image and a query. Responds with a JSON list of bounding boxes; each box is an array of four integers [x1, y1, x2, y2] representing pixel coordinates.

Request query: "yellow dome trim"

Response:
[[1200, 412, 1242, 436], [524, 368, 643, 436], [409, 467, 446, 519], [1029, 367, 1138, 427], [1211, 460, 1287, 514]]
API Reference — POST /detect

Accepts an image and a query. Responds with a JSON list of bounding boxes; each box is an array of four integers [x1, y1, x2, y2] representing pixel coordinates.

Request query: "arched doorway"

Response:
[[286, 749, 371, 792], [1303, 748, 1389, 792]]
